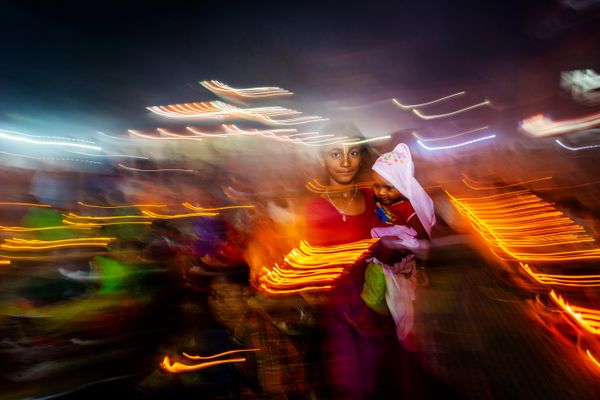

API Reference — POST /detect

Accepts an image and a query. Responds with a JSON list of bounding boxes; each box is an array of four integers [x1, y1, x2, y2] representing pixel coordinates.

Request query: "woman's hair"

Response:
[[319, 121, 369, 156]]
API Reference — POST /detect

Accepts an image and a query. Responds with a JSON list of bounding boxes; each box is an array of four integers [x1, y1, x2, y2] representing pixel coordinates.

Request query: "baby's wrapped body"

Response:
[[364, 143, 436, 342], [364, 225, 425, 340]]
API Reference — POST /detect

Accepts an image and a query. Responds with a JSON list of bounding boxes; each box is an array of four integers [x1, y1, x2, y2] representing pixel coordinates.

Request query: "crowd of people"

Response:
[[1, 121, 455, 399]]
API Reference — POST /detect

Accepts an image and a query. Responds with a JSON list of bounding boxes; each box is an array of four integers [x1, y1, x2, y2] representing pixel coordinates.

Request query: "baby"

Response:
[[362, 143, 435, 341]]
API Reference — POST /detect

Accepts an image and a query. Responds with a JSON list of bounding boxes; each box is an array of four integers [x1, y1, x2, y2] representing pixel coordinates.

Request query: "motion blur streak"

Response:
[[0, 202, 50, 207], [200, 80, 292, 100], [412, 126, 488, 142], [391, 91, 466, 109], [160, 355, 247, 373], [447, 190, 600, 261], [77, 201, 167, 209], [461, 176, 553, 190], [0, 237, 115, 250], [417, 134, 496, 150], [520, 112, 600, 137], [520, 262, 600, 287], [146, 100, 325, 125], [182, 348, 261, 360], [412, 100, 491, 120], [555, 139, 600, 151], [549, 290, 600, 335], [0, 129, 102, 151], [259, 239, 376, 295]]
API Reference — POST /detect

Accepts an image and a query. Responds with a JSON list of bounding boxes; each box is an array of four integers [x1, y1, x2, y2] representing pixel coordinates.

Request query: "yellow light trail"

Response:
[[0, 202, 51, 208], [259, 239, 377, 295], [160, 355, 247, 373], [0, 237, 114, 251], [447, 189, 600, 262], [587, 350, 600, 370], [181, 203, 254, 211], [141, 210, 219, 219], [182, 348, 260, 360], [77, 201, 167, 209], [305, 179, 372, 194], [64, 212, 154, 221], [461, 176, 553, 191], [550, 290, 600, 335], [0, 224, 95, 232], [519, 263, 600, 287]]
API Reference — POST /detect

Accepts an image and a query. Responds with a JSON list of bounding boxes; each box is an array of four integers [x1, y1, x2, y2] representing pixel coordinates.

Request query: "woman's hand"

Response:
[[370, 236, 412, 264]]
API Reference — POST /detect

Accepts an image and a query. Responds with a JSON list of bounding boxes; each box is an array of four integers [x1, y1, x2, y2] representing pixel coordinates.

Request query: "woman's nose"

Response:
[[340, 153, 351, 167]]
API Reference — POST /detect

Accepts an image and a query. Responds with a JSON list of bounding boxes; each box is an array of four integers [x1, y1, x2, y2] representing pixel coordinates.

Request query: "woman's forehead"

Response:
[[321, 143, 361, 152]]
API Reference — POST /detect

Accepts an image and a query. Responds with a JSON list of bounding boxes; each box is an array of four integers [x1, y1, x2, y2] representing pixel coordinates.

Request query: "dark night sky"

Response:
[[0, 1, 540, 135]]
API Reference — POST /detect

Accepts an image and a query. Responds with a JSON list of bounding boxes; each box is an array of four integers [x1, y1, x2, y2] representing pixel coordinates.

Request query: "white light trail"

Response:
[[412, 126, 488, 142], [0, 150, 101, 164], [147, 101, 325, 126], [555, 139, 600, 151], [520, 112, 600, 137], [392, 91, 466, 110], [200, 80, 292, 99], [118, 163, 195, 173], [0, 129, 101, 151], [412, 100, 491, 120], [417, 134, 496, 150]]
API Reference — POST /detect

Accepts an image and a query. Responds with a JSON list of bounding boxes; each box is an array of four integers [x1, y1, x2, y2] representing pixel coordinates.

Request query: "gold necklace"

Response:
[[325, 184, 358, 222]]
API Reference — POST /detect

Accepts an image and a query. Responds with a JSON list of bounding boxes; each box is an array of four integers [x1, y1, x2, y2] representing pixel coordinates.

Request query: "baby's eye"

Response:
[[329, 151, 341, 159], [349, 150, 360, 157]]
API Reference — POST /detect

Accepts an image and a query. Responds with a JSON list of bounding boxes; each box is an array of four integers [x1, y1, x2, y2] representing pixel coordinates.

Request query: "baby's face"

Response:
[[372, 171, 404, 205]]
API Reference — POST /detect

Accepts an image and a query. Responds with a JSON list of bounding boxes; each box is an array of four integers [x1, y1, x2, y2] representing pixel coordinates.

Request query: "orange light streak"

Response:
[[64, 212, 154, 221], [0, 237, 114, 251], [141, 210, 219, 219], [77, 201, 167, 209], [200, 80, 293, 100], [461, 176, 553, 190], [447, 190, 600, 262], [259, 239, 377, 295], [549, 290, 600, 335], [0, 224, 94, 232], [0, 202, 51, 208], [182, 348, 260, 360], [519, 263, 600, 287], [181, 203, 254, 211], [586, 350, 600, 370], [160, 355, 247, 373], [146, 100, 325, 126], [305, 179, 372, 194]]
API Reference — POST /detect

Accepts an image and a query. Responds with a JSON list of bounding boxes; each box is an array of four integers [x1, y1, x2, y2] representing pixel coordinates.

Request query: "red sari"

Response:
[[304, 188, 399, 399]]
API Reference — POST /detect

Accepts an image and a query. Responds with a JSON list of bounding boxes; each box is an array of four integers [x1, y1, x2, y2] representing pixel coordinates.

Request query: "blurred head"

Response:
[[318, 122, 366, 186], [372, 171, 405, 205]]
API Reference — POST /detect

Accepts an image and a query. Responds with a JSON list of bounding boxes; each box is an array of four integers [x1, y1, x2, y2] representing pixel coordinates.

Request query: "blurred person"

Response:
[[207, 270, 310, 400], [364, 143, 435, 345], [303, 121, 402, 399]]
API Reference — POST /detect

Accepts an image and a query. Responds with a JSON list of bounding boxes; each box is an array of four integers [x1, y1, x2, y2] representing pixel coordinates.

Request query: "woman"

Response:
[[304, 122, 401, 399]]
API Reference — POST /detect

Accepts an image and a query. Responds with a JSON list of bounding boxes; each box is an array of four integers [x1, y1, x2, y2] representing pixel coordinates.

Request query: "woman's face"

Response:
[[321, 144, 362, 185]]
